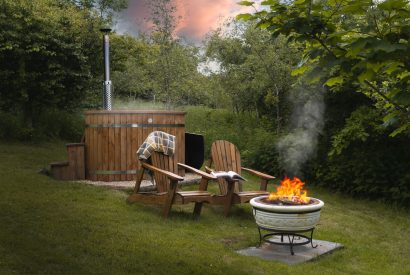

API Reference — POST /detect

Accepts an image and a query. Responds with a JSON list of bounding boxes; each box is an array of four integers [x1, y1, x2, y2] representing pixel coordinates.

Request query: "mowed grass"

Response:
[[0, 142, 409, 274]]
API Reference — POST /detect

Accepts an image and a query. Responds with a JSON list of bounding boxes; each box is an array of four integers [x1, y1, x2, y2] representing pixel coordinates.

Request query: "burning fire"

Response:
[[268, 176, 310, 204]]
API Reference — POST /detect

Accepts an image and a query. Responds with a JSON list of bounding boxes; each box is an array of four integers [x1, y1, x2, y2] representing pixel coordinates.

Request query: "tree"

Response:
[[144, 0, 206, 108], [110, 35, 153, 99], [62, 0, 127, 20], [238, 0, 410, 136], [0, 0, 103, 127], [146, 0, 179, 108], [205, 20, 299, 131]]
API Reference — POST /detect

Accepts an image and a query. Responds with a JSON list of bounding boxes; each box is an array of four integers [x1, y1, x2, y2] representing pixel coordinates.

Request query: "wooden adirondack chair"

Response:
[[127, 151, 216, 218], [207, 140, 276, 216]]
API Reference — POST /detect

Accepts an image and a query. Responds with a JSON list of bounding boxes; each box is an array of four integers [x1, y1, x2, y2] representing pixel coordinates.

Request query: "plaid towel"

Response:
[[137, 131, 176, 160]]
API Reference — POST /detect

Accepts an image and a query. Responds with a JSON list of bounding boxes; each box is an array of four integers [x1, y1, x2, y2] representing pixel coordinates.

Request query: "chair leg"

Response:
[[260, 179, 268, 191], [133, 168, 145, 193], [193, 178, 209, 218], [224, 180, 236, 217], [163, 180, 178, 218], [193, 202, 203, 218]]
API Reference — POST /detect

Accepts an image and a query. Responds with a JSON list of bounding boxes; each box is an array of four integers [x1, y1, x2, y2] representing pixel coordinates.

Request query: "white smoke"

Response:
[[276, 85, 325, 177]]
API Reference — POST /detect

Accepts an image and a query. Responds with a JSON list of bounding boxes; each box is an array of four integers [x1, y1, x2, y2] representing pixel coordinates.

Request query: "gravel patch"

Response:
[[78, 172, 202, 191]]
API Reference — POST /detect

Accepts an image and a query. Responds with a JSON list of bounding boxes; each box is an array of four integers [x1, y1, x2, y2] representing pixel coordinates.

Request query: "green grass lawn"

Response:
[[0, 141, 409, 274]]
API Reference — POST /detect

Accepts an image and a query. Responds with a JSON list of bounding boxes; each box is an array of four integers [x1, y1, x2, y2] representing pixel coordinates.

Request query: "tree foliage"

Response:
[[110, 35, 154, 100], [129, 0, 209, 108], [238, 0, 410, 136], [205, 21, 300, 131], [0, 0, 103, 127], [61, 0, 127, 20]]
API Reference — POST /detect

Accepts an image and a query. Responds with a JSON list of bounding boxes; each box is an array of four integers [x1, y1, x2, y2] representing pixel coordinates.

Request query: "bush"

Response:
[[185, 106, 279, 173], [36, 109, 85, 141], [0, 112, 27, 140], [309, 106, 410, 206], [0, 109, 84, 142], [241, 128, 279, 175]]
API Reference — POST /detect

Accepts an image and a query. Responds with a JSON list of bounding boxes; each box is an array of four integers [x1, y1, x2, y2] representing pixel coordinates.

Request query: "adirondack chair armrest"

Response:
[[241, 167, 276, 181], [178, 163, 217, 180], [141, 162, 184, 181], [204, 166, 213, 174]]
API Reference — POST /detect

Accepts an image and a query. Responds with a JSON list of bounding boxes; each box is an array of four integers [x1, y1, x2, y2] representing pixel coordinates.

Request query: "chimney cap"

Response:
[[100, 27, 112, 33]]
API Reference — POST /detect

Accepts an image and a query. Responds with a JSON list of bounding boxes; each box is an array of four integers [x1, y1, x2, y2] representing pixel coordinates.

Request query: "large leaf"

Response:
[[325, 76, 344, 86], [358, 69, 375, 83], [347, 38, 370, 57], [261, 0, 277, 5], [236, 13, 253, 21], [392, 90, 410, 106], [371, 40, 407, 53], [378, 0, 409, 11], [291, 64, 309, 76], [390, 121, 410, 137], [238, 1, 254, 6]]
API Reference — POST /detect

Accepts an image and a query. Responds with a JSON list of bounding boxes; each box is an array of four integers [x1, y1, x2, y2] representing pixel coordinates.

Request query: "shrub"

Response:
[[0, 112, 27, 140], [0, 109, 84, 142], [309, 106, 410, 206], [36, 109, 85, 141], [185, 106, 280, 173]]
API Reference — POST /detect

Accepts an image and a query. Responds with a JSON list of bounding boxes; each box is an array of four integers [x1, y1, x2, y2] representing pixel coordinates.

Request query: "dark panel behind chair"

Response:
[[185, 133, 204, 169]]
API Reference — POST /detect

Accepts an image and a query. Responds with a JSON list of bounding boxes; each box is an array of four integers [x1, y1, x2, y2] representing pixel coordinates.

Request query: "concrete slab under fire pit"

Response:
[[237, 236, 343, 265]]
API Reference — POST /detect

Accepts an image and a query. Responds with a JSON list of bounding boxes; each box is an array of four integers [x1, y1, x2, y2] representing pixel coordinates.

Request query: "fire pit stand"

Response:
[[250, 195, 324, 256], [256, 224, 317, 256]]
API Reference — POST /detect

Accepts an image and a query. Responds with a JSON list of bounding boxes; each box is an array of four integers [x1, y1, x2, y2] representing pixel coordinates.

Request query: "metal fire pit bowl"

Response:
[[250, 195, 324, 255]]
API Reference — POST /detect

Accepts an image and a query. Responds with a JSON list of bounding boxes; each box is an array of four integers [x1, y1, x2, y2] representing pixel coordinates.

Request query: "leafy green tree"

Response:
[[110, 35, 153, 100], [62, 0, 127, 20], [205, 20, 299, 131], [143, 0, 208, 108], [0, 0, 103, 127], [146, 0, 179, 108], [238, 0, 410, 136]]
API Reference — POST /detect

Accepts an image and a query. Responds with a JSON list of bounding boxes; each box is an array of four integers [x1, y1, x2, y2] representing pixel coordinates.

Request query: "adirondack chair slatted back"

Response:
[[151, 151, 178, 193], [210, 140, 242, 195]]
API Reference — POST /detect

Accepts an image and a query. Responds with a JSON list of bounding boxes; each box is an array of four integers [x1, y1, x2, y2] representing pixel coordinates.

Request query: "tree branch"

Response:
[[311, 34, 338, 59], [364, 80, 409, 113]]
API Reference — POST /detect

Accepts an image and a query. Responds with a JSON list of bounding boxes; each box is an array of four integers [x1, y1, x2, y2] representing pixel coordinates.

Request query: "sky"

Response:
[[114, 0, 256, 43]]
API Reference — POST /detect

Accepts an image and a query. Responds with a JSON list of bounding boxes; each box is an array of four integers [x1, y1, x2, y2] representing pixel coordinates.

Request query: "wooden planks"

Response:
[[120, 114, 127, 181], [208, 140, 274, 216], [211, 140, 243, 194], [84, 110, 186, 182], [67, 143, 85, 180], [51, 143, 85, 181]]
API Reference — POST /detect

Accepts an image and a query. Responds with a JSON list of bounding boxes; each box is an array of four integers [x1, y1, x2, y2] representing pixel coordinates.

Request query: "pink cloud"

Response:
[[118, 0, 255, 41]]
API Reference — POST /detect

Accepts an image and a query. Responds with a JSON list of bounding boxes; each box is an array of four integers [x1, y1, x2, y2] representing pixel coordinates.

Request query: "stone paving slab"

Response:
[[237, 236, 343, 265]]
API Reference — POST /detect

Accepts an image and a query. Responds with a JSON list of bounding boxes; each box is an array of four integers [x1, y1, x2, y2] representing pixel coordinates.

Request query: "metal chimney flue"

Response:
[[100, 27, 112, 110]]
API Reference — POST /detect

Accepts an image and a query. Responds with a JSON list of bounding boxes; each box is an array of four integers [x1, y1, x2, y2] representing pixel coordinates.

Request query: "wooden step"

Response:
[[50, 161, 71, 180], [50, 143, 85, 181]]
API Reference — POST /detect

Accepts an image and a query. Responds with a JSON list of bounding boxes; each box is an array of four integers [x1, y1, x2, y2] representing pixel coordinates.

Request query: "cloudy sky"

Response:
[[114, 0, 256, 43]]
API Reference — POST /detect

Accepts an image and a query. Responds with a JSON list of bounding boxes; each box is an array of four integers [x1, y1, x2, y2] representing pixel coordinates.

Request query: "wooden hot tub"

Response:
[[84, 110, 186, 181]]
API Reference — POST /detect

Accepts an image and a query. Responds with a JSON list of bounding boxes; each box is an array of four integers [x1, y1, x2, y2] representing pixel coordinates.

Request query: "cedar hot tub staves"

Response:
[[84, 110, 186, 181], [50, 110, 186, 182]]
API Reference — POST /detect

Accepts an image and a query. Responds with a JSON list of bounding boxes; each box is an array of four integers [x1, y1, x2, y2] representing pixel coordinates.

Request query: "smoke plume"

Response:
[[276, 85, 325, 177]]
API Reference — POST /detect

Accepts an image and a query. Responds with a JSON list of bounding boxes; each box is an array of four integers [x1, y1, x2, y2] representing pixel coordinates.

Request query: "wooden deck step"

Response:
[[50, 143, 85, 181], [50, 161, 71, 180]]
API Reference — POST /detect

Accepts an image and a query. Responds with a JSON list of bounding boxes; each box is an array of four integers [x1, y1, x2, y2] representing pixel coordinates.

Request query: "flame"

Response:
[[268, 176, 310, 204]]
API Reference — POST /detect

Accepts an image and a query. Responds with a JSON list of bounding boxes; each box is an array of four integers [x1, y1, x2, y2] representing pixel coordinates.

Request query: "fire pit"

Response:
[[250, 177, 324, 255]]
